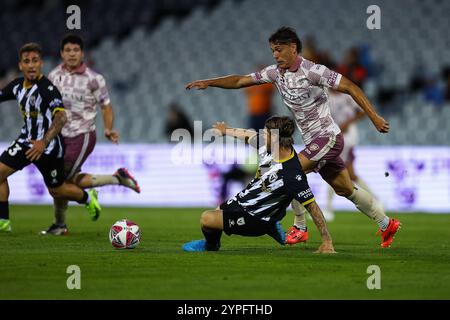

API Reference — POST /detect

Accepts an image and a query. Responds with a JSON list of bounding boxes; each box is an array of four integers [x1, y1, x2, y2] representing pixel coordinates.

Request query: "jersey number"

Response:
[[8, 143, 22, 156]]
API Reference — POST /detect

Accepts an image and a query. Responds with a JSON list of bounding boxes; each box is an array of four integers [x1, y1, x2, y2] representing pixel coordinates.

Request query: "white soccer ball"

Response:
[[109, 219, 141, 249]]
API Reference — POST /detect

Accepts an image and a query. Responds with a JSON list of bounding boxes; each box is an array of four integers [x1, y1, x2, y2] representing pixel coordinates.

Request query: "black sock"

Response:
[[201, 227, 222, 251], [0, 201, 9, 220], [77, 191, 89, 204]]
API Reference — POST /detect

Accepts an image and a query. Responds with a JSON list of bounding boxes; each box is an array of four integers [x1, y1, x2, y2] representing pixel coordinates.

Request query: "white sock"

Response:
[[91, 175, 119, 187], [291, 200, 307, 230], [327, 185, 334, 214], [355, 177, 374, 196], [347, 186, 389, 228]]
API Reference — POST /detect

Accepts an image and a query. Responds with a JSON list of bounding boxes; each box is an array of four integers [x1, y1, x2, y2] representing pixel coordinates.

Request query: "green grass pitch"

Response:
[[1, 205, 449, 299]]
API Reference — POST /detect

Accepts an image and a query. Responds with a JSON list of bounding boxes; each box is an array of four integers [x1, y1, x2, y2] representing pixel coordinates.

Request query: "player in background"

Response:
[[41, 34, 140, 235], [186, 27, 400, 248], [183, 116, 335, 253], [0, 43, 100, 232], [323, 90, 375, 221]]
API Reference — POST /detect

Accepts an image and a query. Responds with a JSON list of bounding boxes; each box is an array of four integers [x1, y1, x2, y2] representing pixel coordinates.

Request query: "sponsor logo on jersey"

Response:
[[237, 217, 245, 226]]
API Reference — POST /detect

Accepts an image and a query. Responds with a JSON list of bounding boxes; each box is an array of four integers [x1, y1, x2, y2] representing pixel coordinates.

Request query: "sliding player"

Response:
[[183, 116, 335, 253]]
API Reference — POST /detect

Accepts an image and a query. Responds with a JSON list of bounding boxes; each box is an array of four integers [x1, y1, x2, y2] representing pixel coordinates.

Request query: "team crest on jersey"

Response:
[[309, 143, 320, 152], [51, 170, 57, 178], [48, 85, 54, 91], [28, 95, 36, 106], [296, 174, 303, 181]]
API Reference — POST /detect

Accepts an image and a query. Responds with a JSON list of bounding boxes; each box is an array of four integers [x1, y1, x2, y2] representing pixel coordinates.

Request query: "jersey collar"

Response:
[[273, 149, 295, 163], [288, 55, 302, 72], [23, 73, 43, 89], [62, 62, 87, 74]]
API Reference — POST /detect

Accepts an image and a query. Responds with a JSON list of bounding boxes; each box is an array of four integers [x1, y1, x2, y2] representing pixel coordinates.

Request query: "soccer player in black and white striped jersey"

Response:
[[183, 116, 335, 253], [0, 43, 101, 232]]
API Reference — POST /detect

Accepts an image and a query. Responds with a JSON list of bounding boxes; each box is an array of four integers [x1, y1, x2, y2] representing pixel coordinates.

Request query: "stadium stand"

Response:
[[1, 0, 449, 144]]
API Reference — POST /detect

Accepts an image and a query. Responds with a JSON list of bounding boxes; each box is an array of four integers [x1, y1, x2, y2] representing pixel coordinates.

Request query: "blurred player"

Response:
[[0, 43, 100, 232], [183, 116, 335, 253], [323, 90, 375, 221], [186, 27, 400, 248], [41, 34, 140, 235]]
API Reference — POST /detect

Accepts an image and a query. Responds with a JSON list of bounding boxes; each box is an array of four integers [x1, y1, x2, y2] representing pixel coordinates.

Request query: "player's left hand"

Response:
[[372, 115, 389, 133], [105, 129, 119, 143], [25, 140, 46, 162]]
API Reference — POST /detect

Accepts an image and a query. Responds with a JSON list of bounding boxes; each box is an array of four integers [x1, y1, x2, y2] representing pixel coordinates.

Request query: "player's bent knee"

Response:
[[200, 211, 213, 227], [48, 187, 64, 199], [335, 186, 353, 197]]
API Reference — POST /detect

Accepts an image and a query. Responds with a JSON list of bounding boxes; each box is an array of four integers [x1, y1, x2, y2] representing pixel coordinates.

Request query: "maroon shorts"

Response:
[[300, 133, 346, 181], [64, 131, 96, 179]]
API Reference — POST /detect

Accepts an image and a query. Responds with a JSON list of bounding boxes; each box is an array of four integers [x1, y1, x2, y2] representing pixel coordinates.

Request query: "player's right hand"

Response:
[[212, 121, 228, 136], [25, 140, 46, 162], [185, 80, 209, 90], [372, 115, 390, 133], [314, 241, 337, 254]]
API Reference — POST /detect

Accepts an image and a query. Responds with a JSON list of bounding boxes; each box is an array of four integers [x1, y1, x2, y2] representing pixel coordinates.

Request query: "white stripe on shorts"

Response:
[[67, 133, 90, 179]]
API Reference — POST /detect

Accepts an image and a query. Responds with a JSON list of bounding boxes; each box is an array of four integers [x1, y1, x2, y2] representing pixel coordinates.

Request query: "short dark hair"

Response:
[[19, 43, 42, 61], [61, 33, 84, 51], [269, 26, 302, 53], [265, 116, 295, 148]]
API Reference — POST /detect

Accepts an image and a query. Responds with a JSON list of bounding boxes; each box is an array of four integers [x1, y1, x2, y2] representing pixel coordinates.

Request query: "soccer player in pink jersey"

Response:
[[41, 34, 140, 236], [186, 27, 400, 248]]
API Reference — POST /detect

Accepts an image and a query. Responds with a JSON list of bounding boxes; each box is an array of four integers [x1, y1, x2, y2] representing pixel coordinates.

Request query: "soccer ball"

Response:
[[109, 219, 141, 249]]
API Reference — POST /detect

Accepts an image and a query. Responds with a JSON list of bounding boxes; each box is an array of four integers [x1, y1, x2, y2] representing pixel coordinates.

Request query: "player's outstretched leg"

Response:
[[73, 168, 141, 193], [183, 210, 222, 252], [113, 168, 141, 193], [328, 169, 401, 247]]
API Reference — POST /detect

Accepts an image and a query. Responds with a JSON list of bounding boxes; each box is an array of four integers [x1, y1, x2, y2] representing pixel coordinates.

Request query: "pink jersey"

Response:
[[328, 91, 360, 127], [250, 56, 342, 145], [48, 63, 111, 138]]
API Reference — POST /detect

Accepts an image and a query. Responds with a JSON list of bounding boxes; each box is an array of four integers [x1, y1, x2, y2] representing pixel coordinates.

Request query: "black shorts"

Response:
[[220, 199, 285, 244], [0, 140, 65, 188]]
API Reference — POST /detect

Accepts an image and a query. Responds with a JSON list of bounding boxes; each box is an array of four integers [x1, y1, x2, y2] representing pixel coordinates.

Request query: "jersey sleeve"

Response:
[[91, 73, 111, 106], [283, 170, 315, 206], [303, 61, 342, 90], [249, 65, 278, 84], [45, 83, 65, 115], [0, 78, 20, 103]]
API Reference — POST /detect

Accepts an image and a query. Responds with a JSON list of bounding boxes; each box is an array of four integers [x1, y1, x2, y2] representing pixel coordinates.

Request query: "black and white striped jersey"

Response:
[[0, 75, 65, 157], [228, 146, 315, 222]]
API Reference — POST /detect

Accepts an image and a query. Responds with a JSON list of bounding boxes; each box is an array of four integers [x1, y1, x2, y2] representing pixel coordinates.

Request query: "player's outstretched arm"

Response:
[[26, 110, 67, 162], [304, 201, 336, 254], [337, 76, 389, 133], [212, 121, 257, 144], [186, 75, 256, 90]]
